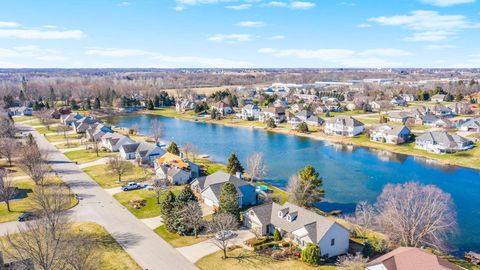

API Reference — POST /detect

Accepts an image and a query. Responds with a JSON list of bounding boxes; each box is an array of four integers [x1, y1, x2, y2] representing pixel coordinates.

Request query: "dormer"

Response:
[[286, 211, 298, 222], [278, 208, 289, 218]]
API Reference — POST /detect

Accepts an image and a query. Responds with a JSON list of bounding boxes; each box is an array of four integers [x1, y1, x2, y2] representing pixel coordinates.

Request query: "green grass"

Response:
[[45, 133, 82, 143], [196, 159, 228, 175], [54, 141, 82, 149], [113, 186, 183, 219], [0, 177, 78, 223], [64, 149, 116, 164], [12, 116, 36, 122], [256, 182, 288, 204], [154, 225, 209, 248], [84, 164, 154, 188], [34, 126, 58, 134], [196, 248, 336, 270], [0, 222, 141, 270]]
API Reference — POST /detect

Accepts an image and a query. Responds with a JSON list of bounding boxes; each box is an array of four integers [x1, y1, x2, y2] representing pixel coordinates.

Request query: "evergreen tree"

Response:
[[71, 99, 79, 110], [296, 122, 309, 133], [455, 93, 463, 102], [266, 118, 276, 128], [167, 142, 180, 155], [49, 87, 56, 103], [210, 108, 218, 119], [45, 102, 50, 109], [147, 99, 155, 110], [362, 241, 373, 258], [160, 191, 176, 232], [86, 99, 92, 110], [154, 95, 161, 107], [218, 182, 240, 220], [94, 97, 101, 109], [273, 228, 282, 241], [301, 243, 321, 265], [173, 186, 198, 235], [226, 153, 244, 174], [176, 186, 197, 204], [19, 90, 26, 102]]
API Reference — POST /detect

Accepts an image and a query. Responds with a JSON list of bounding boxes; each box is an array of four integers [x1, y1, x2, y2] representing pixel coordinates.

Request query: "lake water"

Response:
[[105, 114, 480, 255]]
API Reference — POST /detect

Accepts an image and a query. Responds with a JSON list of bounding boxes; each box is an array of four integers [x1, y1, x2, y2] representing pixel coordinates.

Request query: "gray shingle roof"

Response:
[[326, 116, 364, 127]]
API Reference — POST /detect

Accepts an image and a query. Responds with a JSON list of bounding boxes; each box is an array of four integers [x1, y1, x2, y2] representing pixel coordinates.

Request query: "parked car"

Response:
[[121, 182, 145, 191], [18, 212, 35, 222], [215, 230, 236, 240]]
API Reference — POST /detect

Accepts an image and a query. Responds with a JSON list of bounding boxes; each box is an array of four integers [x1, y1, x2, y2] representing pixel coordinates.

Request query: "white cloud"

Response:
[[266, 1, 316, 9], [0, 45, 67, 61], [258, 47, 412, 67], [368, 10, 480, 42], [421, 0, 475, 6], [266, 35, 286, 40], [237, 21, 265, 27], [42, 25, 57, 29], [207, 34, 252, 42], [0, 21, 20, 28], [225, 4, 252, 10], [0, 28, 85, 40], [83, 47, 253, 68], [118, 1, 132, 6], [425, 44, 456, 49]]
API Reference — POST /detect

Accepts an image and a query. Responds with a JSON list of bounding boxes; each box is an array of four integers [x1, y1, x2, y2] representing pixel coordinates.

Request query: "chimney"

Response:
[[235, 171, 242, 179]]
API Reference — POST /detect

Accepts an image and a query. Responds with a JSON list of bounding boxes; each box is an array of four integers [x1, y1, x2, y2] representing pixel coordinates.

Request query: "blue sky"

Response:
[[0, 0, 479, 68]]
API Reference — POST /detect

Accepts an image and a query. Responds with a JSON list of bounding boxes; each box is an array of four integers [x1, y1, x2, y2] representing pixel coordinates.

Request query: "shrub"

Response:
[[273, 228, 282, 241], [252, 238, 271, 247], [266, 118, 276, 128], [296, 122, 309, 133], [362, 241, 373, 258], [301, 243, 321, 266]]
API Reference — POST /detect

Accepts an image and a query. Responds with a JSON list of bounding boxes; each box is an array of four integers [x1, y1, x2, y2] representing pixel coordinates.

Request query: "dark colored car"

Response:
[[18, 212, 34, 222]]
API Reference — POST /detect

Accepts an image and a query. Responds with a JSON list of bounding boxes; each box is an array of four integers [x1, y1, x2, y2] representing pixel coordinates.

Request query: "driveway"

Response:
[[177, 228, 255, 263], [141, 216, 163, 229], [12, 124, 197, 270]]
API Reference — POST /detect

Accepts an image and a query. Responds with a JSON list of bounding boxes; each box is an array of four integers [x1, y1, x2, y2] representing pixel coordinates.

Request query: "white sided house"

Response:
[[240, 104, 261, 120], [325, 116, 364, 137], [243, 202, 349, 258], [415, 131, 474, 154], [370, 124, 411, 144], [101, 132, 135, 152]]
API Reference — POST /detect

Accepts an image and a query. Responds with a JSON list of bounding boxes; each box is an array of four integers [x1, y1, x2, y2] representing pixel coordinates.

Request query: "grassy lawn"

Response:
[[257, 182, 288, 204], [113, 186, 183, 219], [154, 225, 209, 248], [0, 177, 78, 223], [84, 164, 154, 188], [196, 248, 336, 270], [12, 116, 36, 122], [196, 158, 227, 175], [45, 133, 82, 143], [64, 149, 117, 164], [0, 222, 141, 270], [34, 126, 59, 134], [0, 160, 27, 177], [55, 141, 82, 149]]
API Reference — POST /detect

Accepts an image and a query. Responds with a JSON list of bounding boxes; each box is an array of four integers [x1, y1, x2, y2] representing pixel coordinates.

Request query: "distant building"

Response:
[[415, 131, 473, 154], [370, 124, 410, 144], [459, 118, 480, 132], [240, 104, 261, 120], [8, 106, 32, 116], [325, 116, 364, 137], [431, 94, 447, 102]]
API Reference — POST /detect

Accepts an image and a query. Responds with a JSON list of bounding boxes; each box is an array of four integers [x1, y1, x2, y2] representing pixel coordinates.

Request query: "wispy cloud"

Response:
[[118, 1, 132, 7], [266, 1, 316, 9], [225, 3, 252, 10], [237, 21, 265, 27], [207, 33, 252, 42], [425, 44, 456, 49], [0, 28, 85, 40], [85, 47, 253, 68], [0, 45, 67, 61], [0, 21, 20, 28], [266, 35, 286, 40], [421, 0, 475, 6], [368, 10, 480, 42]]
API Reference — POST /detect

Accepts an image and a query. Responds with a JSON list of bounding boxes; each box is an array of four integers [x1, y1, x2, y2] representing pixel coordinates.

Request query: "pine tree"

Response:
[[296, 122, 309, 133], [301, 243, 321, 265], [176, 186, 197, 204], [19, 90, 26, 102], [167, 142, 180, 155], [148, 99, 155, 110], [160, 191, 176, 232], [362, 241, 373, 258], [266, 118, 276, 128], [273, 228, 282, 241], [86, 99, 92, 110], [226, 153, 244, 175], [173, 186, 198, 235], [71, 99, 79, 110], [94, 97, 101, 109], [49, 87, 56, 103], [218, 182, 240, 220]]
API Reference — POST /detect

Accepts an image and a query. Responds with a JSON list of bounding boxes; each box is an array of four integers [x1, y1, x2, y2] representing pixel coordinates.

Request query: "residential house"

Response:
[[288, 116, 302, 129], [365, 247, 463, 270], [305, 115, 324, 126], [295, 110, 312, 122], [391, 96, 408, 106], [415, 131, 474, 154], [119, 142, 140, 160], [431, 94, 447, 102], [370, 124, 410, 144], [134, 142, 165, 165], [51, 107, 72, 119], [430, 104, 455, 117], [420, 114, 440, 126], [401, 94, 416, 102], [154, 152, 200, 185], [323, 100, 342, 112], [86, 123, 113, 142], [448, 102, 472, 115], [273, 99, 288, 108], [61, 113, 83, 126], [240, 104, 261, 120], [369, 100, 393, 112], [459, 118, 480, 132], [190, 171, 257, 208], [243, 202, 349, 258], [325, 116, 364, 137], [176, 99, 196, 112], [387, 111, 413, 123], [8, 106, 32, 116], [212, 101, 233, 115], [101, 132, 135, 152], [72, 116, 102, 133], [259, 106, 286, 123]]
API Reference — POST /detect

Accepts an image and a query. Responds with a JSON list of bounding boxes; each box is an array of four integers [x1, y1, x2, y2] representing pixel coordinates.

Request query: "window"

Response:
[[331, 238, 335, 246], [278, 211, 283, 218]]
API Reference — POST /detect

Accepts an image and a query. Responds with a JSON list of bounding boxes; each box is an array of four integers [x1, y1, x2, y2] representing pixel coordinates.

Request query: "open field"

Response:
[[64, 149, 117, 164], [196, 248, 336, 270], [112, 185, 183, 218], [84, 164, 154, 188]]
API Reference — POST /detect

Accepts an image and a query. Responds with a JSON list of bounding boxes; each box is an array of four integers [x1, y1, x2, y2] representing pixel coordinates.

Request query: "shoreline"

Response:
[[136, 109, 480, 171]]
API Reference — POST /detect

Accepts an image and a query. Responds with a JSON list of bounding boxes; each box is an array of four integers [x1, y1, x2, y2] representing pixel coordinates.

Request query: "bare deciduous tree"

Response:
[[246, 152, 268, 182], [107, 156, 133, 182], [17, 146, 49, 186], [129, 123, 139, 135], [336, 252, 368, 270], [37, 109, 55, 131], [0, 137, 18, 166], [30, 185, 72, 235], [152, 178, 167, 204], [207, 213, 238, 259], [375, 182, 457, 252], [64, 234, 100, 270], [150, 119, 164, 145], [56, 125, 70, 139], [0, 169, 16, 212], [180, 201, 203, 238], [346, 201, 377, 239], [0, 115, 16, 138]]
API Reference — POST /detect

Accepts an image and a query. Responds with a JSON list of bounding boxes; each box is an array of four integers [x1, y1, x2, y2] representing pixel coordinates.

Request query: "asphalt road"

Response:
[[11, 124, 197, 270]]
